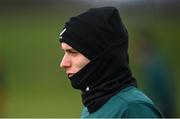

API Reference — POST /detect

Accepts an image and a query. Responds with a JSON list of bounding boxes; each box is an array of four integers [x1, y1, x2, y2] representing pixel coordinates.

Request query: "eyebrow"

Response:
[[62, 48, 77, 52]]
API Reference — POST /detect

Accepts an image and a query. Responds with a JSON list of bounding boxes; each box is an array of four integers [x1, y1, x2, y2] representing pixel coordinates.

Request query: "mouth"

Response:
[[67, 73, 74, 78]]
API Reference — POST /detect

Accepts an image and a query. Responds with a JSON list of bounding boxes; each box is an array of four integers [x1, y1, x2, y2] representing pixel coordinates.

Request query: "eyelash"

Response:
[[69, 51, 78, 55]]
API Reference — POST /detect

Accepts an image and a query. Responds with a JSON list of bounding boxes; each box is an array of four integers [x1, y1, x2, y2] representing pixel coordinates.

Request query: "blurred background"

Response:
[[0, 0, 180, 117]]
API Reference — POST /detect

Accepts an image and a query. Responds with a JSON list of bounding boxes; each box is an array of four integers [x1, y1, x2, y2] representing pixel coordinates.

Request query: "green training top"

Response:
[[81, 86, 163, 118]]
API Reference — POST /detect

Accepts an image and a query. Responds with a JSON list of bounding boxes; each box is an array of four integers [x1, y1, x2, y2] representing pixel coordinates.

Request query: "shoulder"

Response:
[[112, 86, 154, 107], [121, 101, 163, 118], [113, 86, 163, 118]]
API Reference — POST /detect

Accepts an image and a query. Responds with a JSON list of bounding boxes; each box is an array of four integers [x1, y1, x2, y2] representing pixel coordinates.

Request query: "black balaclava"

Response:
[[59, 7, 137, 113]]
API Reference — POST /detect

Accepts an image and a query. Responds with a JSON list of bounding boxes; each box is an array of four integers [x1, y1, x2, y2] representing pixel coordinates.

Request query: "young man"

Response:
[[59, 7, 163, 118]]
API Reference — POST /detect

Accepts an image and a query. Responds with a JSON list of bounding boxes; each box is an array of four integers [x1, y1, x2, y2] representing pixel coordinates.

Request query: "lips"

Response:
[[67, 73, 74, 78]]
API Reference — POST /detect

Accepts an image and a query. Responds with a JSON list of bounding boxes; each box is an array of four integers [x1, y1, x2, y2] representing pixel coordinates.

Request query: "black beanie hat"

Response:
[[59, 7, 128, 60]]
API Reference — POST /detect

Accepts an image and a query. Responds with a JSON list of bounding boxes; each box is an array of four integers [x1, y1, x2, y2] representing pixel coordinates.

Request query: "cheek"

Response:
[[73, 57, 90, 72]]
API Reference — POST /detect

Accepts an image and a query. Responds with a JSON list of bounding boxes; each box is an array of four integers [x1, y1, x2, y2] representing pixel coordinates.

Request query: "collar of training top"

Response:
[[59, 7, 137, 113]]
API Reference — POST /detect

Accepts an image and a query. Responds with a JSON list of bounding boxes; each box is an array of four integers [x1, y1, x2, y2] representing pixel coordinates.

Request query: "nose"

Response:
[[60, 54, 71, 68]]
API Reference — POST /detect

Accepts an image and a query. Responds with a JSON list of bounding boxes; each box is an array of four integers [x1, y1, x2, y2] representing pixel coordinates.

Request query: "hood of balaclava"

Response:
[[59, 7, 137, 113]]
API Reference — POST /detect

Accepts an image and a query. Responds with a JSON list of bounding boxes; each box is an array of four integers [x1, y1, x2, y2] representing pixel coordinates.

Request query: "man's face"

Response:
[[60, 42, 90, 78]]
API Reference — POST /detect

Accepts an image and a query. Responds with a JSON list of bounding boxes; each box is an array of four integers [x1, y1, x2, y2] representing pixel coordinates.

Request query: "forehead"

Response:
[[61, 42, 73, 50]]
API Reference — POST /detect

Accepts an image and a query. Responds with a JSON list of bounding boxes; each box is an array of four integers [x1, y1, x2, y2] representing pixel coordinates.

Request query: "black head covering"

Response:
[[59, 7, 137, 113]]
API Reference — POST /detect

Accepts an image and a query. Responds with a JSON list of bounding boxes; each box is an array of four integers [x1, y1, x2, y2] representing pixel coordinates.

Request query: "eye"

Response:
[[69, 50, 78, 56]]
